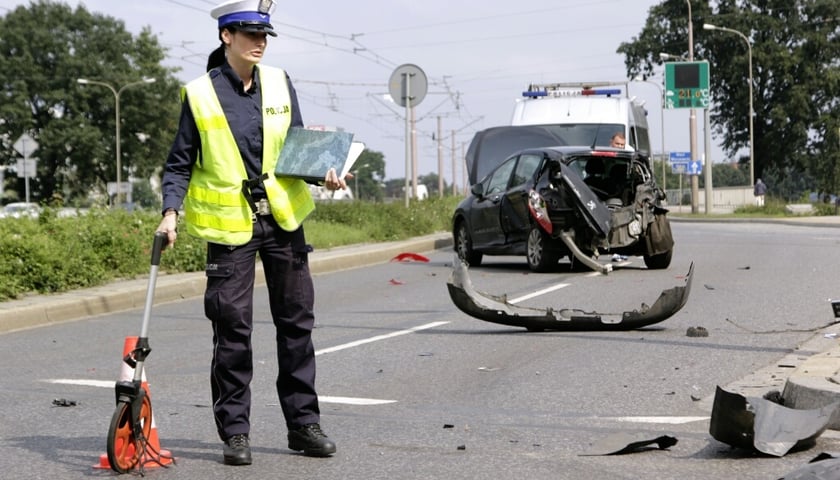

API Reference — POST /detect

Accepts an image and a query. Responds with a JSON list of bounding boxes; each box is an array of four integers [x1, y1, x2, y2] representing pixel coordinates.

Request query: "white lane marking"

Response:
[[509, 283, 569, 304], [319, 396, 396, 405], [315, 321, 449, 356], [607, 416, 709, 424], [45, 321, 451, 405], [43, 380, 398, 405], [46, 379, 114, 388]]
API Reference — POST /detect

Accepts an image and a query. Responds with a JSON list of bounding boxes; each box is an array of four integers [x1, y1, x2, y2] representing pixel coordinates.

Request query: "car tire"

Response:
[[455, 221, 483, 267], [527, 227, 559, 272], [643, 249, 673, 269]]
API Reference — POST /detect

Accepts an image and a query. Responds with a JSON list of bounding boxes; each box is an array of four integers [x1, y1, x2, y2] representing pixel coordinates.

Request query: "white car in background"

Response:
[[2, 202, 40, 218]]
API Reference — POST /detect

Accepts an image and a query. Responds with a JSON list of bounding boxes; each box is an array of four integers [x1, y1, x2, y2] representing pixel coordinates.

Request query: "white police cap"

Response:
[[211, 0, 277, 36]]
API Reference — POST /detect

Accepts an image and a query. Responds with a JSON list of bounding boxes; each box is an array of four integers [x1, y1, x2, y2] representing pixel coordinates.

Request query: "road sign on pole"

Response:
[[389, 64, 428, 207], [669, 151, 690, 175], [664, 61, 710, 109], [12, 133, 38, 204]]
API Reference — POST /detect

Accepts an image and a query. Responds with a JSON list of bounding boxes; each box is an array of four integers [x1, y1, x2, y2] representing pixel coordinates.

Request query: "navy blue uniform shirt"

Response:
[[161, 61, 303, 213]]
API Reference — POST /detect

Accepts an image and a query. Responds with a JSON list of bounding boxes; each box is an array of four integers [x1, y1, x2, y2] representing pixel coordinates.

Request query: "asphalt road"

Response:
[[2, 221, 840, 479]]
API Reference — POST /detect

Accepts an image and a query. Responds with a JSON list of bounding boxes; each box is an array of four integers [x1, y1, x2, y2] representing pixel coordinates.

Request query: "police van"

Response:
[[510, 82, 652, 154]]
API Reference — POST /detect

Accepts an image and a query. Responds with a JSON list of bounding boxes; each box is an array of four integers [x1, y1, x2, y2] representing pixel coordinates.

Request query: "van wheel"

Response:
[[644, 249, 673, 269], [527, 227, 559, 272], [455, 221, 483, 267]]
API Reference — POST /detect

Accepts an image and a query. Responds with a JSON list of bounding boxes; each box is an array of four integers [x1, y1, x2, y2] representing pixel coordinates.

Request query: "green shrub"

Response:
[[0, 197, 462, 300]]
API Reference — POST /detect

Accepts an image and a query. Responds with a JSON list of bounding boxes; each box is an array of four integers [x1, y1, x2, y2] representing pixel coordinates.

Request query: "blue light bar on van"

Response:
[[581, 88, 622, 96], [522, 88, 623, 98]]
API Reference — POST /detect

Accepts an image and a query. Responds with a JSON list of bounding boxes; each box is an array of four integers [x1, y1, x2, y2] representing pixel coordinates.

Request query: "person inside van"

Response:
[[610, 132, 626, 149]]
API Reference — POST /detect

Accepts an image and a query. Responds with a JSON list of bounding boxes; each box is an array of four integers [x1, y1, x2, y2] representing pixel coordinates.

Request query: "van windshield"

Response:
[[539, 123, 624, 147]]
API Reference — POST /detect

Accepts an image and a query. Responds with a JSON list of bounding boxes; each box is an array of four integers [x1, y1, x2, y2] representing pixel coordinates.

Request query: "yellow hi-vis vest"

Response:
[[182, 65, 315, 245]]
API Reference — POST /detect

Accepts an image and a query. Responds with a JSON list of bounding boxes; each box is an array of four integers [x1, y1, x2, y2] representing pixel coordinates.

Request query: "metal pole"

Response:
[[437, 116, 443, 197], [746, 35, 755, 187], [115, 88, 121, 206], [660, 87, 666, 193], [703, 24, 755, 187], [411, 107, 418, 199], [451, 132, 457, 196], [22, 139, 29, 204], [451, 130, 456, 196], [687, 0, 699, 213], [704, 108, 713, 213], [403, 72, 411, 208]]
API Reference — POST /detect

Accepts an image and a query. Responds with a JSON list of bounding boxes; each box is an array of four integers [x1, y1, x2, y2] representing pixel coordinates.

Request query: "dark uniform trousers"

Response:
[[204, 213, 320, 441]]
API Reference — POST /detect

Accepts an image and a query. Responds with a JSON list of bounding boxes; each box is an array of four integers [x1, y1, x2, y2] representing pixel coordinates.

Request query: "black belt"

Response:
[[241, 174, 271, 221]]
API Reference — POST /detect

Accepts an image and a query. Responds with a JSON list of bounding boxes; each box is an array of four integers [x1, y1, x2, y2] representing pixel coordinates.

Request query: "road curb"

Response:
[[783, 345, 840, 429], [0, 232, 453, 335]]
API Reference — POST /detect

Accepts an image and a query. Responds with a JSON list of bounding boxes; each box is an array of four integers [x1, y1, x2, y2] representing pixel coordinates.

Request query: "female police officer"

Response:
[[156, 0, 342, 466]]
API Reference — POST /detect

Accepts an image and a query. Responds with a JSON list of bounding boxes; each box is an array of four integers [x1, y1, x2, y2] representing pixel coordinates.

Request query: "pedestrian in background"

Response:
[[754, 178, 767, 207], [156, 0, 343, 466]]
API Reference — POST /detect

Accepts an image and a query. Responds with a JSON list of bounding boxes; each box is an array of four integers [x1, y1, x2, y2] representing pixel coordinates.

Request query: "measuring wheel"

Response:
[[106, 393, 153, 474]]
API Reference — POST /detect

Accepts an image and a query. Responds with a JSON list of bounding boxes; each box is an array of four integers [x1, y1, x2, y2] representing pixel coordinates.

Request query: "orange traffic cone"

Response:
[[93, 336, 174, 470]]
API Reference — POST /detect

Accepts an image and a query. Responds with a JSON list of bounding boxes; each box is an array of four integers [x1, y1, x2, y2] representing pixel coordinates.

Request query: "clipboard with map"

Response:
[[275, 127, 363, 183]]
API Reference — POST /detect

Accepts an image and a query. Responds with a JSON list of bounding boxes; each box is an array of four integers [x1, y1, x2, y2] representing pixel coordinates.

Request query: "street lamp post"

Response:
[[685, 0, 700, 213], [77, 77, 156, 206], [704, 23, 754, 187]]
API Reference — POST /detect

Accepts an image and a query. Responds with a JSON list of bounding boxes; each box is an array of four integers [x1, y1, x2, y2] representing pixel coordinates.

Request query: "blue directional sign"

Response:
[[669, 151, 690, 174], [669, 152, 691, 163], [688, 161, 702, 176]]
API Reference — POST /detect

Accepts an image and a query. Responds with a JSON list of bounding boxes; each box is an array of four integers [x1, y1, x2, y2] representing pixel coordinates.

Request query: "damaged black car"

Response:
[[452, 125, 674, 274]]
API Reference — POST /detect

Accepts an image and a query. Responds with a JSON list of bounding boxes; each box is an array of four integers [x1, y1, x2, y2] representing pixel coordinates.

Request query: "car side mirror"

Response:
[[471, 183, 484, 197]]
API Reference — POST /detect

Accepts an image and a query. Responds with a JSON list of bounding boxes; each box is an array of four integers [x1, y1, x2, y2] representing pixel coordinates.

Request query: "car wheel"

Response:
[[527, 227, 559, 272], [644, 249, 673, 269], [455, 221, 483, 267]]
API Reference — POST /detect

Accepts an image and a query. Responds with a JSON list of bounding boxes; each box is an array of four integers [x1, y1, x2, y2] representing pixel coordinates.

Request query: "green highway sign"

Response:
[[664, 61, 710, 109]]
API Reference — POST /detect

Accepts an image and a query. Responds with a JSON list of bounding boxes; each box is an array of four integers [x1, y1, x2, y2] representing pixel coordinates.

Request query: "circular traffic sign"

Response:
[[388, 64, 428, 107]]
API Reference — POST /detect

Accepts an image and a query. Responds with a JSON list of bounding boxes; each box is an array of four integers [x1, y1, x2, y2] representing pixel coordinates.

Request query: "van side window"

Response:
[[629, 127, 637, 149], [636, 126, 651, 152]]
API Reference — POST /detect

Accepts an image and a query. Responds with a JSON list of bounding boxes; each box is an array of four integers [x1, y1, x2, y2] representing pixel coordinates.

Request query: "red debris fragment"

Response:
[[390, 252, 429, 263]]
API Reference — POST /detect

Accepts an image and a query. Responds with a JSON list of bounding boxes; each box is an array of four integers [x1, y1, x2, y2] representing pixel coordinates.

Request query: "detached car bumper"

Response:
[[446, 259, 693, 331]]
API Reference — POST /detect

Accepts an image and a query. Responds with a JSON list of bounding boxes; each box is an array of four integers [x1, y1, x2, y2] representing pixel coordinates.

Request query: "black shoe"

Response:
[[223, 434, 252, 466], [288, 424, 336, 457]]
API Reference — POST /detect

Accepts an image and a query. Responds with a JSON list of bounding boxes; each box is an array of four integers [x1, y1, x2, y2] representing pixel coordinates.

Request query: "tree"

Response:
[[352, 149, 385, 201], [0, 1, 181, 204], [618, 0, 840, 195]]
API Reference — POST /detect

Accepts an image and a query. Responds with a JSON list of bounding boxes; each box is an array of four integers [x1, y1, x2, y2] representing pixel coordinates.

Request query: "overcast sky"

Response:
[[1, 0, 725, 184]]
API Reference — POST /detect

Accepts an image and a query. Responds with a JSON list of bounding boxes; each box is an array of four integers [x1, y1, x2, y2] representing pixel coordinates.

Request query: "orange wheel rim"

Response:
[[107, 395, 153, 473]]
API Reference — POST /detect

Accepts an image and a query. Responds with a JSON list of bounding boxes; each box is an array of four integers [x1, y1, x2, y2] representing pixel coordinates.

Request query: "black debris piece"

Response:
[[443, 424, 454, 429], [686, 326, 709, 337], [580, 432, 678, 456], [763, 390, 785, 406], [52, 398, 78, 407]]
